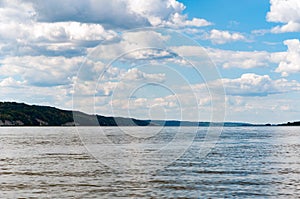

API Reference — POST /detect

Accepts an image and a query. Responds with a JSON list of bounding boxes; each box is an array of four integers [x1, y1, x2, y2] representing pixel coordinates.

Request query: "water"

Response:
[[0, 127, 299, 198]]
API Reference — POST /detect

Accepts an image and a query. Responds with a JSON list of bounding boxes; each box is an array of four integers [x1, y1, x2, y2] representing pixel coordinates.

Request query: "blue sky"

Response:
[[0, 0, 299, 123]]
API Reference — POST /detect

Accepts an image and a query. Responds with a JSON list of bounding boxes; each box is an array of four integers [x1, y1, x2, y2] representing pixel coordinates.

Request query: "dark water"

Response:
[[0, 127, 299, 198]]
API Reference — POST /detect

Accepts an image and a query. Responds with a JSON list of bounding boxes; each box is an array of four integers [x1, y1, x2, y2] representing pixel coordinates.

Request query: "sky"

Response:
[[0, 0, 299, 124]]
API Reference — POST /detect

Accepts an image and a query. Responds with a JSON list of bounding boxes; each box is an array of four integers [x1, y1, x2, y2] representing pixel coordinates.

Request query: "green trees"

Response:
[[0, 102, 152, 126], [0, 102, 73, 126]]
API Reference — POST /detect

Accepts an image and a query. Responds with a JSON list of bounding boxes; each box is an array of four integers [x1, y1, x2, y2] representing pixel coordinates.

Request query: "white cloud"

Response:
[[73, 67, 166, 97], [111, 95, 179, 111], [127, 0, 211, 28], [205, 29, 246, 44], [0, 0, 211, 57], [172, 45, 270, 69], [0, 77, 25, 87], [124, 49, 177, 62], [161, 12, 211, 28], [267, 0, 300, 23], [271, 21, 300, 33], [74, 63, 297, 123], [207, 48, 270, 69], [224, 94, 300, 123], [88, 30, 174, 60], [0, 56, 83, 86], [0, 21, 118, 56], [0, 0, 35, 23], [18, 0, 211, 29], [98, 72, 165, 96], [193, 72, 300, 96], [122, 68, 165, 82], [173, 41, 300, 76], [0, 80, 74, 110], [32, 22, 116, 42], [171, 45, 206, 57], [272, 39, 300, 76], [213, 73, 300, 97], [106, 94, 182, 120], [267, 0, 300, 33], [28, 0, 149, 29]]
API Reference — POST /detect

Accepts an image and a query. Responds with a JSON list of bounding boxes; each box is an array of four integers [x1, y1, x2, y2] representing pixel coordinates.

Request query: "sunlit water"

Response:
[[0, 127, 299, 198]]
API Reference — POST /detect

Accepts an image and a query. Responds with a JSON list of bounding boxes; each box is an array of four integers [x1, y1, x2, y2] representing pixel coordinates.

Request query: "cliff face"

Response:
[[0, 120, 24, 126]]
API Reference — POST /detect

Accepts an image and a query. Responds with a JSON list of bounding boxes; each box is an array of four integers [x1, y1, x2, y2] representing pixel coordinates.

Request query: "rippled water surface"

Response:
[[0, 127, 300, 198]]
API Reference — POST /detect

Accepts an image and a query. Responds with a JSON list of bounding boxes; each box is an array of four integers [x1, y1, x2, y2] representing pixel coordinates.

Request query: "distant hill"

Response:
[[0, 102, 73, 126], [0, 102, 151, 126], [0, 102, 294, 127], [278, 121, 300, 126]]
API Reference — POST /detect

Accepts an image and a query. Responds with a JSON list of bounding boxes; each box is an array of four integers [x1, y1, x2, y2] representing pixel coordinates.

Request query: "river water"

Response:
[[0, 127, 299, 198]]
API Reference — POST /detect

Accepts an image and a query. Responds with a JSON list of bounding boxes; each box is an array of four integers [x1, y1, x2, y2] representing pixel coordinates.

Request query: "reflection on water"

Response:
[[0, 127, 299, 198]]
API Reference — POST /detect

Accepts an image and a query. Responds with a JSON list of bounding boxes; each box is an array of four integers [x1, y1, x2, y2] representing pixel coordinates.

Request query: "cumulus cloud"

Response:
[[212, 73, 300, 97], [106, 94, 182, 120], [0, 82, 73, 110], [70, 70, 300, 122], [88, 30, 177, 62], [272, 39, 300, 76], [29, 22, 115, 43], [98, 70, 165, 95], [74, 67, 166, 97], [207, 48, 270, 69], [21, 0, 211, 29], [0, 0, 35, 23], [194, 72, 300, 97], [0, 56, 83, 86], [224, 94, 300, 123], [205, 29, 246, 44], [0, 77, 25, 87], [0, 0, 211, 57], [267, 0, 300, 33], [173, 40, 300, 76], [31, 0, 148, 29], [173, 45, 270, 69], [127, 0, 211, 28], [271, 21, 300, 33], [0, 21, 118, 57], [122, 68, 165, 82], [111, 95, 179, 111]]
